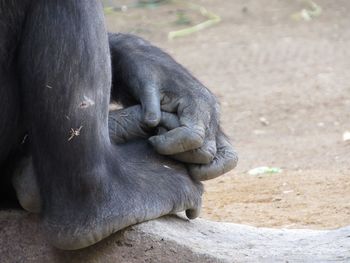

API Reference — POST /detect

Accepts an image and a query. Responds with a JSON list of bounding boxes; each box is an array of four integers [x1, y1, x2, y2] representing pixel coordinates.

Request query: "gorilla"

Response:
[[0, 0, 237, 250]]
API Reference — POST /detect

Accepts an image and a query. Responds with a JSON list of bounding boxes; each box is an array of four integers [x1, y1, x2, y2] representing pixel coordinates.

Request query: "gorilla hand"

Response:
[[156, 113, 238, 181], [108, 33, 238, 180]]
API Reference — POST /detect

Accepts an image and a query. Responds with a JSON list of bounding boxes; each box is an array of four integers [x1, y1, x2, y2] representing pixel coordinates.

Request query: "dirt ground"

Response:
[[105, 0, 350, 229]]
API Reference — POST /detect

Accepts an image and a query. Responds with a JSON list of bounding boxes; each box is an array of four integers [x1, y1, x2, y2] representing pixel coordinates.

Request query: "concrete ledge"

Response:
[[1, 210, 349, 262]]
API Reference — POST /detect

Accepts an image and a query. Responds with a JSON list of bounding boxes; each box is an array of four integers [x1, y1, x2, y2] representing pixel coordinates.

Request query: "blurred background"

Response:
[[103, 0, 350, 229]]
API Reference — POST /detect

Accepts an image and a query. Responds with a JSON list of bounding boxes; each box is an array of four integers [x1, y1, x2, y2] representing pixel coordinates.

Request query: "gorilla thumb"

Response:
[[140, 87, 161, 127]]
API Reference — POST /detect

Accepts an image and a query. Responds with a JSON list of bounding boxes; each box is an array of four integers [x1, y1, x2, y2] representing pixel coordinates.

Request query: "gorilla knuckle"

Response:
[[223, 149, 239, 172], [199, 150, 215, 164], [198, 143, 216, 164], [189, 165, 217, 181], [186, 127, 205, 148], [189, 147, 238, 181]]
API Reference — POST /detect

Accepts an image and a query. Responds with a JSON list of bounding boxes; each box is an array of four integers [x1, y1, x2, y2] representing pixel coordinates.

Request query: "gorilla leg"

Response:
[[0, 2, 27, 164], [0, 74, 22, 163], [0, 1, 30, 204], [0, 73, 23, 205], [18, 0, 201, 250]]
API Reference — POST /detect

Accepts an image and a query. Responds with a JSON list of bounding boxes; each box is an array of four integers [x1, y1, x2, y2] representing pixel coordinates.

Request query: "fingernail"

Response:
[[145, 113, 159, 127]]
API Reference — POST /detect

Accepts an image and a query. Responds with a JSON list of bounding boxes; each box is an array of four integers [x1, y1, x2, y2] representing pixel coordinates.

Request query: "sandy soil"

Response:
[[105, 0, 350, 229]]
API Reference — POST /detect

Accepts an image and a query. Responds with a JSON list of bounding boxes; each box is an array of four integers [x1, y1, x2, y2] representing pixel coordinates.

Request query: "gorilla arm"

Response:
[[108, 33, 238, 180]]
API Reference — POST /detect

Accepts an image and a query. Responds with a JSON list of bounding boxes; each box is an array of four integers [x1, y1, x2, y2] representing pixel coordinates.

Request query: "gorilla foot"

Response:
[[13, 140, 202, 250]]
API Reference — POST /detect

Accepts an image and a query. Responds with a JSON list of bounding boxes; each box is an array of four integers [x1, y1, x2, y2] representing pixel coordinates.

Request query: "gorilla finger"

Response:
[[109, 105, 154, 143], [161, 107, 217, 163], [171, 139, 217, 164], [149, 101, 209, 154], [154, 112, 179, 136], [149, 125, 205, 155], [160, 111, 180, 130], [188, 135, 238, 181], [140, 85, 161, 127], [157, 126, 216, 164]]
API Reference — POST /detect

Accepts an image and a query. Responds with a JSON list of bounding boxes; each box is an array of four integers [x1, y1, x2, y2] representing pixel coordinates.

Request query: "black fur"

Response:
[[0, 0, 202, 250]]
